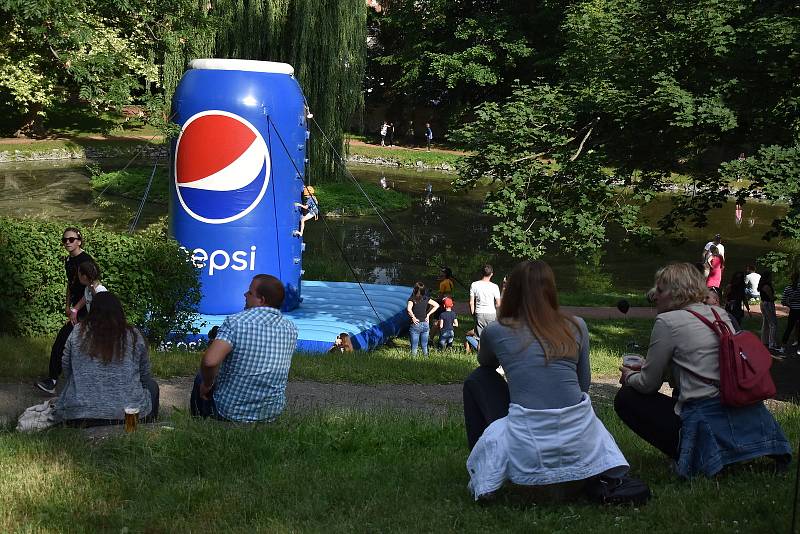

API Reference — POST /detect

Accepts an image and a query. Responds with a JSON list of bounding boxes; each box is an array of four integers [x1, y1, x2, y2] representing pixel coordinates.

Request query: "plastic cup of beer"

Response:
[[622, 354, 643, 370], [124, 407, 139, 433]]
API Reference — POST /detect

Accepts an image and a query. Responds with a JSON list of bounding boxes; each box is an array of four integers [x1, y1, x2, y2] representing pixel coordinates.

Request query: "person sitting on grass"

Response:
[[190, 274, 298, 423], [293, 185, 319, 237], [464, 329, 479, 353], [71, 260, 107, 317], [328, 333, 354, 353], [438, 297, 458, 349], [464, 260, 629, 501], [55, 292, 159, 427], [615, 263, 791, 478]]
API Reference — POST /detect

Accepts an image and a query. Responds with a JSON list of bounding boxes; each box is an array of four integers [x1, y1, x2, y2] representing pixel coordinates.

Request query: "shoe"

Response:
[[35, 378, 57, 395], [292, 230, 302, 237], [771, 352, 786, 361]]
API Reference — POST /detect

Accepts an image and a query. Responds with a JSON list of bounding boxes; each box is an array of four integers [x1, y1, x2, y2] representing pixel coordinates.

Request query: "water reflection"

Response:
[[0, 160, 788, 293]]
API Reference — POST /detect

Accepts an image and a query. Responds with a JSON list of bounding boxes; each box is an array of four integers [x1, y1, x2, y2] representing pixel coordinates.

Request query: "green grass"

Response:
[[315, 181, 412, 216], [1, 405, 798, 532], [1, 315, 781, 383], [89, 167, 169, 204]]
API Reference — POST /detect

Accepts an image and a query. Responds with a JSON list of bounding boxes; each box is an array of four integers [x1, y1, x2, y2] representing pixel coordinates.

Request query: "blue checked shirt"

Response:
[[213, 306, 298, 422]]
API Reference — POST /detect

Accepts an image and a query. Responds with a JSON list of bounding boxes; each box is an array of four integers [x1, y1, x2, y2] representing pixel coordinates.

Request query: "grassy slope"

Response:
[[1, 405, 798, 532], [0, 317, 689, 382]]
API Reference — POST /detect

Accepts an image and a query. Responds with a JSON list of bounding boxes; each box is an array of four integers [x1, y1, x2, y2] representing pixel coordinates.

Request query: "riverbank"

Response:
[[89, 167, 413, 216], [0, 135, 463, 172]]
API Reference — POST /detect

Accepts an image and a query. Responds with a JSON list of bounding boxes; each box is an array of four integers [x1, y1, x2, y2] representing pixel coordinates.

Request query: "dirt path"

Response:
[[0, 378, 626, 425]]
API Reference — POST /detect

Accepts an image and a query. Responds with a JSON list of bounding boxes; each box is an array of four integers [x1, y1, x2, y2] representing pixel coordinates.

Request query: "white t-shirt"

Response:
[[84, 283, 108, 312], [470, 280, 501, 314], [745, 272, 761, 294], [703, 241, 725, 258]]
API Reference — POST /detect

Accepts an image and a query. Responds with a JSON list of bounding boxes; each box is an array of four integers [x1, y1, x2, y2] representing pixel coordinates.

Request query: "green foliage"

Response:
[[0, 0, 216, 136], [0, 216, 200, 344], [452, 84, 652, 259], [214, 0, 367, 182], [89, 166, 169, 204], [347, 142, 462, 168]]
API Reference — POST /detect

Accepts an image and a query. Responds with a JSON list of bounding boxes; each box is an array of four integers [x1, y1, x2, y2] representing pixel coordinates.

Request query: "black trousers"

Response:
[[614, 386, 682, 460], [463, 366, 510, 450], [48, 322, 74, 380], [782, 309, 800, 345]]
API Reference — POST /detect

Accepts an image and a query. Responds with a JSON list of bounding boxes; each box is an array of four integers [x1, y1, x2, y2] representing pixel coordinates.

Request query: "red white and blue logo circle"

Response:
[[174, 110, 270, 224]]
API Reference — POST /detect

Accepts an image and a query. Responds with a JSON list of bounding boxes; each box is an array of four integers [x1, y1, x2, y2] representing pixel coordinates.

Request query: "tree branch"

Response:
[[570, 117, 599, 161]]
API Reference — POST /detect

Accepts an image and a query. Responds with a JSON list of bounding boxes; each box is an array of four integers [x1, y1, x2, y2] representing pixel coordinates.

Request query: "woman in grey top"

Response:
[[463, 260, 591, 449], [56, 292, 159, 426]]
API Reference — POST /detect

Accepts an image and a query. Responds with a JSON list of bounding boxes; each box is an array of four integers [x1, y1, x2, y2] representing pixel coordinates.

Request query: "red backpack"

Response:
[[686, 307, 776, 407]]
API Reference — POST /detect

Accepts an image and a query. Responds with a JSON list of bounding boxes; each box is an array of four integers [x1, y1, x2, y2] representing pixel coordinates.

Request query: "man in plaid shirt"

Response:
[[190, 274, 298, 422]]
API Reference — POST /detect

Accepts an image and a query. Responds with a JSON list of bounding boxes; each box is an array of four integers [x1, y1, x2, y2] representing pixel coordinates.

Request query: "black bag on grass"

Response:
[[584, 475, 651, 506]]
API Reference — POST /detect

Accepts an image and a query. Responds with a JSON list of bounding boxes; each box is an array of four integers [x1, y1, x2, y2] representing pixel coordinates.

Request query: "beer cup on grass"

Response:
[[124, 407, 139, 433]]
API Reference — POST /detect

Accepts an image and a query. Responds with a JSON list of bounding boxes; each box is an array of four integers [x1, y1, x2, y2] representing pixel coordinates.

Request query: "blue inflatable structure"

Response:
[[170, 59, 410, 352], [195, 281, 411, 352]]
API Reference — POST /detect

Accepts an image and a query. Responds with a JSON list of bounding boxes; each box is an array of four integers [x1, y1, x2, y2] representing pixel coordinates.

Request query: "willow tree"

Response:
[[211, 0, 367, 182]]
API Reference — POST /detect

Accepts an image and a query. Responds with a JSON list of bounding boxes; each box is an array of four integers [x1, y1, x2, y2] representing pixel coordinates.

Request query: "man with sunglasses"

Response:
[[36, 227, 94, 395]]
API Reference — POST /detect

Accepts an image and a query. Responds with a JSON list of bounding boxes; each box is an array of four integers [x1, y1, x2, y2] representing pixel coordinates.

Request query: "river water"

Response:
[[0, 160, 786, 294]]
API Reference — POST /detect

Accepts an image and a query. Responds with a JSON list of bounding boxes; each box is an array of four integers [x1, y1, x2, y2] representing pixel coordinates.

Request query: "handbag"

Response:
[[17, 400, 59, 432]]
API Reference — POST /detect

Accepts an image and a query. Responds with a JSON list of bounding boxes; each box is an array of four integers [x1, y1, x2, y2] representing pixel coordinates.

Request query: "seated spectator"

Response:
[[190, 275, 298, 423], [615, 263, 791, 478], [438, 297, 458, 349], [464, 260, 628, 500], [328, 333, 354, 353], [464, 329, 479, 353], [55, 292, 159, 427], [704, 287, 740, 331]]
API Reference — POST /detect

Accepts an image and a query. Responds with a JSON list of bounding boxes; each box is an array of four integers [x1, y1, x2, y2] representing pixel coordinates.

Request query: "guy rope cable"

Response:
[[128, 159, 158, 233], [267, 115, 384, 322], [310, 113, 470, 292]]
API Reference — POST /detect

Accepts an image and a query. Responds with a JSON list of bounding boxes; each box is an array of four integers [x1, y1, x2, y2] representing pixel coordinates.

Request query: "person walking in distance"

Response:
[[380, 121, 388, 146], [36, 227, 93, 395], [425, 123, 433, 151], [778, 270, 800, 356], [470, 264, 501, 337]]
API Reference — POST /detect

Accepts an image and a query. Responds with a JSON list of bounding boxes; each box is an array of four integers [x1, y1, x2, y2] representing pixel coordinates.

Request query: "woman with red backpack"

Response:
[[615, 263, 791, 478]]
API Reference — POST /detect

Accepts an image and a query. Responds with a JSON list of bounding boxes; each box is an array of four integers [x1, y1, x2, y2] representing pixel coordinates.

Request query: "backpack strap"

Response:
[[680, 308, 722, 387]]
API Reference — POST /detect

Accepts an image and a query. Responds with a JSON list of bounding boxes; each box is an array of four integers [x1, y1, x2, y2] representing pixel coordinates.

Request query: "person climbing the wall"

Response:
[[293, 185, 319, 237]]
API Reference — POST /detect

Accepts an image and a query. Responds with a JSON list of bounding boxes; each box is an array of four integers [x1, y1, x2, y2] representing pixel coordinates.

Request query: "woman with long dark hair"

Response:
[[55, 292, 159, 427], [464, 260, 628, 500], [406, 282, 440, 357]]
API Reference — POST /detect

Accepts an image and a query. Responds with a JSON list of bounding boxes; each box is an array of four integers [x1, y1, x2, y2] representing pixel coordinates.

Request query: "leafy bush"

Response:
[[0, 216, 200, 344]]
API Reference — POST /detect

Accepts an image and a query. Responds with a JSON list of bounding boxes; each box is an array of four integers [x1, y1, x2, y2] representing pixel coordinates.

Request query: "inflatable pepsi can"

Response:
[[170, 59, 307, 314]]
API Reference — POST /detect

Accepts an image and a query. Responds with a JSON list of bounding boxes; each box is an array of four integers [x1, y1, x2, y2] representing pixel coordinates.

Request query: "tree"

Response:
[[0, 0, 216, 136], [213, 0, 367, 182], [452, 84, 651, 259]]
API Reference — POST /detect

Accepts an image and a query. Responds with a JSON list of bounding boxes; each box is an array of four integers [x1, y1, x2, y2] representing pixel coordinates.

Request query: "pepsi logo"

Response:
[[174, 110, 270, 224]]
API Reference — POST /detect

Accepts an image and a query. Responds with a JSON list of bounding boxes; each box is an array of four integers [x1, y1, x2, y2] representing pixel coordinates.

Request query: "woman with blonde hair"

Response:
[[616, 263, 790, 478], [464, 260, 629, 500]]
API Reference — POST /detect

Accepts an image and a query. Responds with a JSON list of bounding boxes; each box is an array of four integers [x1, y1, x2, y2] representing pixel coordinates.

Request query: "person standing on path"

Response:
[[190, 274, 298, 422], [703, 234, 725, 262], [36, 227, 93, 395], [406, 282, 440, 357], [380, 121, 388, 146], [470, 264, 501, 337], [705, 246, 724, 290], [779, 270, 800, 356], [758, 271, 778, 351], [425, 123, 433, 151]]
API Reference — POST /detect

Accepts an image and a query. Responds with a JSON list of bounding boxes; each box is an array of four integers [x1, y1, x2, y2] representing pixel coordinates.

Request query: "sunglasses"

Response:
[[62, 237, 79, 244]]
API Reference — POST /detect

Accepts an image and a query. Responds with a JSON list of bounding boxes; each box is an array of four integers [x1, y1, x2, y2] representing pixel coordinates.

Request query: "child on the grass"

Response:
[[438, 297, 458, 349]]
